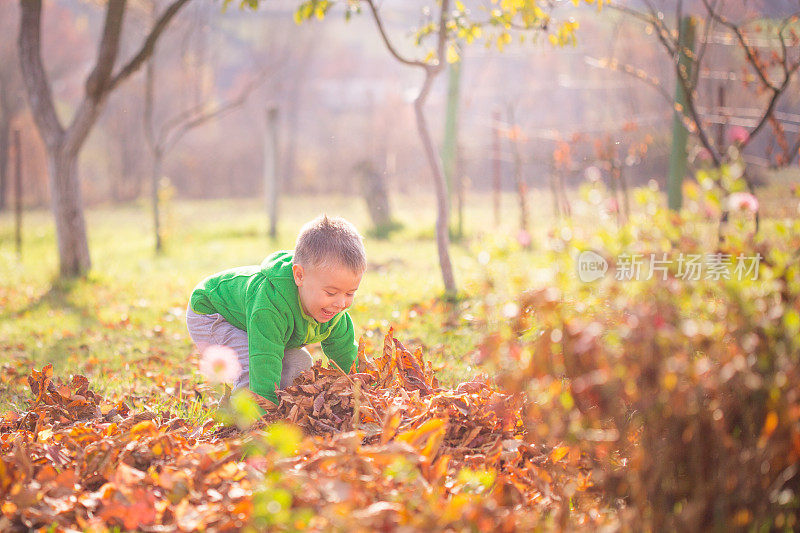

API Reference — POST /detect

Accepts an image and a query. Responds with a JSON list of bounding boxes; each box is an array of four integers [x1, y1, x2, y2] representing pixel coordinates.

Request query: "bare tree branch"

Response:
[[644, 1, 679, 58], [700, 4, 800, 151], [776, 12, 800, 79], [162, 76, 261, 152], [640, 3, 721, 163], [584, 56, 675, 105], [17, 0, 64, 150], [691, 0, 719, 88], [673, 53, 721, 164], [702, 0, 779, 91], [788, 135, 800, 166], [740, 74, 795, 150], [109, 0, 192, 91], [157, 100, 214, 140], [64, 2, 127, 157], [606, 3, 653, 26], [85, 1, 125, 100], [364, 0, 425, 68]]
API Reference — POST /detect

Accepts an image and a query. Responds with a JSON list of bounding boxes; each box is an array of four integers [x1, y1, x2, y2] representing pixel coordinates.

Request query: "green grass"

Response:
[[0, 192, 557, 409], [1, 174, 797, 410]]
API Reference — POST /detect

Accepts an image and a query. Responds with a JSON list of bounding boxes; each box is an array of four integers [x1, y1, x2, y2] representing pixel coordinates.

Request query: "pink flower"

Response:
[[605, 197, 619, 213], [516, 229, 532, 248], [727, 126, 749, 145], [696, 148, 712, 163], [727, 192, 759, 213], [199, 345, 241, 383]]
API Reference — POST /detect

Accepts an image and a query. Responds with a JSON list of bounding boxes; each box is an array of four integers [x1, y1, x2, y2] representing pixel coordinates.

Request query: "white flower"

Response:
[[199, 345, 241, 383], [727, 192, 759, 213], [584, 166, 602, 183]]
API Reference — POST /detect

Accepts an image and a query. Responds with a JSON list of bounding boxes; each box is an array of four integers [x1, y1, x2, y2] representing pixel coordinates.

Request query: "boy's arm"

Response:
[[321, 312, 358, 374], [247, 309, 289, 405]]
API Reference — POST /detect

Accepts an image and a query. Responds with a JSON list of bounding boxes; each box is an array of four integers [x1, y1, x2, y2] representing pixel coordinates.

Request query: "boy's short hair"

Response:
[[294, 215, 367, 273]]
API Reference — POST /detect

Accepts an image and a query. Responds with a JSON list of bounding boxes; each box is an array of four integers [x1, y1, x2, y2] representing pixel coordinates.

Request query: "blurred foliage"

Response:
[[2, 158, 799, 529], [228, 0, 603, 60], [479, 161, 800, 529]]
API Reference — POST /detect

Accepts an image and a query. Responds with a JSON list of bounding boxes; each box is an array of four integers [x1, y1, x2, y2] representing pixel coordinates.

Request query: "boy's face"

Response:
[[292, 262, 363, 323]]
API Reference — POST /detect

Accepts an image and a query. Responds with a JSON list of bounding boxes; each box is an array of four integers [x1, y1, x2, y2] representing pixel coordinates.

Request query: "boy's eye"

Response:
[[325, 291, 336, 296]]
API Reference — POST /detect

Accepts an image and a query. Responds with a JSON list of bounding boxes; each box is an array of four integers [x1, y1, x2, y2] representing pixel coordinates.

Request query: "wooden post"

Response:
[[506, 106, 528, 234], [492, 109, 501, 227], [151, 149, 163, 252], [264, 106, 280, 239], [14, 129, 21, 256], [442, 60, 461, 216], [455, 141, 464, 238], [667, 15, 697, 211]]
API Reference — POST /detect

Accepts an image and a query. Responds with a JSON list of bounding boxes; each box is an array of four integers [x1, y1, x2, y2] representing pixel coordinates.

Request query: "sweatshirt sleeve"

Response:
[[247, 308, 288, 404], [321, 312, 358, 374]]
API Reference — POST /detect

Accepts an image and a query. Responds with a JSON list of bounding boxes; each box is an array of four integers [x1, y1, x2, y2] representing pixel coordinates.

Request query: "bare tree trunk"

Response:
[[617, 161, 630, 220], [415, 68, 456, 294], [454, 141, 464, 238], [0, 105, 8, 211], [549, 165, 560, 220], [557, 170, 571, 218], [110, 111, 144, 203], [609, 160, 621, 227], [50, 148, 91, 275], [512, 144, 528, 234], [121, 132, 144, 200], [492, 109, 501, 227], [14, 130, 21, 255], [552, 168, 571, 220], [265, 106, 279, 239], [144, 34, 162, 253], [363, 0, 454, 293], [151, 148, 163, 252], [18, 0, 190, 276], [282, 104, 298, 195], [359, 159, 392, 231], [506, 107, 528, 235]]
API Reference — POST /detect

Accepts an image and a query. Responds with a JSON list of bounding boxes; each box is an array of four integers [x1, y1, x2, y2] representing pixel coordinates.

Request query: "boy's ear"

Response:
[[292, 264, 304, 286]]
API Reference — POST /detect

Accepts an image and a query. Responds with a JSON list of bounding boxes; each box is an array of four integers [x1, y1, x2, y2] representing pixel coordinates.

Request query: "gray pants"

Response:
[[186, 305, 312, 391]]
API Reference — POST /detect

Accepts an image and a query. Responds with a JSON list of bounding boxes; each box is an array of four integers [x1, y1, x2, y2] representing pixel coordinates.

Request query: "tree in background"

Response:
[[0, 4, 26, 212], [235, 0, 601, 295], [142, 1, 267, 252], [604, 2, 800, 172], [0, 55, 25, 215], [17, 0, 191, 277]]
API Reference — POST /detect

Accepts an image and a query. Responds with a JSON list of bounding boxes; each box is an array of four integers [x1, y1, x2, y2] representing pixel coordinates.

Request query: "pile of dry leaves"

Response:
[[1, 330, 611, 531]]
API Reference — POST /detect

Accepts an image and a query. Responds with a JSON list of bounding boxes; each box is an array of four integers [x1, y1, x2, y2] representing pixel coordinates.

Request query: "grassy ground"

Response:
[[0, 192, 560, 411], [1, 175, 797, 411]]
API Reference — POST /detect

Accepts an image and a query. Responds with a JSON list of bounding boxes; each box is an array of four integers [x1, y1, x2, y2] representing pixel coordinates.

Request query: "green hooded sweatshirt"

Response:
[[189, 251, 358, 403]]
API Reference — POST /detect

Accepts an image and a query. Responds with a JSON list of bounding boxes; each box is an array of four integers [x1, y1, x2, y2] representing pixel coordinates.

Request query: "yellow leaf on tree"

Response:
[[446, 45, 460, 64]]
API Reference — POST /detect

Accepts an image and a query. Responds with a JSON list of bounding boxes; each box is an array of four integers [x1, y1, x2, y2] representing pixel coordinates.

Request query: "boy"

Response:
[[186, 215, 365, 408]]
